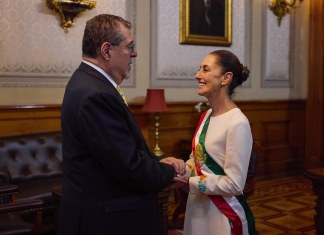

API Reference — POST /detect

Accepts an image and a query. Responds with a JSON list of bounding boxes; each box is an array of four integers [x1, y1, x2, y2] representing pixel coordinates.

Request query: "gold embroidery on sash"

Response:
[[194, 143, 206, 167]]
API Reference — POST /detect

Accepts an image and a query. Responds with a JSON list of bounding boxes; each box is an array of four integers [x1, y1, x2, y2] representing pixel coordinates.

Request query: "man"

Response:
[[59, 14, 184, 235]]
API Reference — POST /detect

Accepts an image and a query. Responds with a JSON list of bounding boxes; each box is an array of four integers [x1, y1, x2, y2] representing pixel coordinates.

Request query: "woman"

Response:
[[181, 50, 255, 235]]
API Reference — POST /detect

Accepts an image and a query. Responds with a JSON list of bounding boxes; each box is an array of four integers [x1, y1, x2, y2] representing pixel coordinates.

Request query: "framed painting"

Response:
[[179, 0, 232, 46]]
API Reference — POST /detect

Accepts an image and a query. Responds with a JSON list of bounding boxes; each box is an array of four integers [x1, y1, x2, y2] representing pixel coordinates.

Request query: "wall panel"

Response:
[[0, 100, 306, 178], [305, 0, 324, 168]]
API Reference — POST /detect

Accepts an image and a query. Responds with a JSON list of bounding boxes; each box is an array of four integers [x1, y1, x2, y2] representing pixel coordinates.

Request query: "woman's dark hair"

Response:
[[210, 50, 250, 96], [82, 14, 132, 58]]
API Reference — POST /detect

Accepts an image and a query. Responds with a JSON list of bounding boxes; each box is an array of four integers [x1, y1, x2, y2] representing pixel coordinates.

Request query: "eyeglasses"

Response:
[[112, 42, 136, 53]]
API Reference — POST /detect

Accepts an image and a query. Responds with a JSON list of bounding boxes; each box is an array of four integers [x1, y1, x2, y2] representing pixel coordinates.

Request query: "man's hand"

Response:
[[160, 157, 185, 175]]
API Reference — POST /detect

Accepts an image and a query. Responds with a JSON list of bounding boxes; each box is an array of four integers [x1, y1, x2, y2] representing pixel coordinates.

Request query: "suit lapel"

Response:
[[78, 62, 141, 136]]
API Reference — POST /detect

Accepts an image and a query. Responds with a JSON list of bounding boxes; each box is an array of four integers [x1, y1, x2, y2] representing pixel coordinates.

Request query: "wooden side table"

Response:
[[304, 167, 324, 235]]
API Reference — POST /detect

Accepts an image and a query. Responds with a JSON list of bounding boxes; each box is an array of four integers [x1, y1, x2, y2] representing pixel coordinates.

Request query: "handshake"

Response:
[[160, 157, 193, 183], [174, 164, 193, 183]]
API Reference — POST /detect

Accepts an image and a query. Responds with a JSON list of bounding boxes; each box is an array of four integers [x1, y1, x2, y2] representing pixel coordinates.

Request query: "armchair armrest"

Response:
[[0, 184, 44, 214], [0, 184, 18, 204], [0, 184, 18, 194], [0, 185, 44, 235], [0, 171, 10, 185], [0, 198, 44, 214]]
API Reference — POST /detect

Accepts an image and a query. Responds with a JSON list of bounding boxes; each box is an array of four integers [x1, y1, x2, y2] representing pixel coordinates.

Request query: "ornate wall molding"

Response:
[[0, 0, 136, 88], [261, 0, 294, 87]]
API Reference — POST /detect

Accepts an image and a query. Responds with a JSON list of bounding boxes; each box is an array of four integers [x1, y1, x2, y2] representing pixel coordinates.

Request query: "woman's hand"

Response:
[[173, 175, 189, 184]]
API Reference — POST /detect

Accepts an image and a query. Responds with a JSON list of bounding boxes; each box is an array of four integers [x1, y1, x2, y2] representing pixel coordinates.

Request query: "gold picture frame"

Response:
[[179, 0, 232, 46]]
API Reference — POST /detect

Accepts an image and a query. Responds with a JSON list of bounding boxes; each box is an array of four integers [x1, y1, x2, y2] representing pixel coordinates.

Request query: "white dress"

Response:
[[183, 108, 254, 235]]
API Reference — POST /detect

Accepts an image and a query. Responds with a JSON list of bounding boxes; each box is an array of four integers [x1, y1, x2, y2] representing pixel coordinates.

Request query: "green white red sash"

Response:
[[192, 110, 255, 235]]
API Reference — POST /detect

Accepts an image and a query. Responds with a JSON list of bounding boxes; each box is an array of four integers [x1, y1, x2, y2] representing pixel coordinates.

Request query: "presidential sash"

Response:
[[192, 110, 255, 235]]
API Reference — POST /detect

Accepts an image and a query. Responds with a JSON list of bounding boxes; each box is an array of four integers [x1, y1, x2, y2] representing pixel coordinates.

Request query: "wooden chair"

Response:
[[243, 141, 260, 198], [0, 184, 44, 235]]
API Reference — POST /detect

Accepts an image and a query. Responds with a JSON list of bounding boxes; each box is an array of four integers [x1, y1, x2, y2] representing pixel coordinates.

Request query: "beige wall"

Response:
[[0, 0, 309, 105]]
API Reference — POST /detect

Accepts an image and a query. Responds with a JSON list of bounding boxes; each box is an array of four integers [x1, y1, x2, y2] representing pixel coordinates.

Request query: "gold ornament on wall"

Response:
[[268, 0, 304, 26], [46, 0, 96, 32]]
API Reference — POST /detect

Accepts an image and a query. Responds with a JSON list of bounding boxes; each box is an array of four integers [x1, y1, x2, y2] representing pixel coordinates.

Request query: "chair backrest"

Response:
[[243, 141, 259, 198], [0, 132, 62, 184]]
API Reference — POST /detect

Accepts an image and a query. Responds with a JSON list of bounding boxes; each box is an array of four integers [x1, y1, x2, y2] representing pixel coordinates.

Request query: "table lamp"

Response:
[[142, 89, 168, 157]]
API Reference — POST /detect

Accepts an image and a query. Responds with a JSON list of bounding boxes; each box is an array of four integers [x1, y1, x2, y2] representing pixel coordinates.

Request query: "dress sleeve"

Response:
[[184, 153, 197, 178], [188, 121, 252, 196]]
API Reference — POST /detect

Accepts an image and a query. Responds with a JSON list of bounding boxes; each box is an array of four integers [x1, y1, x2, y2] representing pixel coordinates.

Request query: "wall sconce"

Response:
[[46, 0, 96, 32], [142, 89, 168, 157], [268, 0, 303, 26]]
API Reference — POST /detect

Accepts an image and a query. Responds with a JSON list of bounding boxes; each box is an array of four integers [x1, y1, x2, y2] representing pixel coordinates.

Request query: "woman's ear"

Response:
[[221, 72, 233, 85]]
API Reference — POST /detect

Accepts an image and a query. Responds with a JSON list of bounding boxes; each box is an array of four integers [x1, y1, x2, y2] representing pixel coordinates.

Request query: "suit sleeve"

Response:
[[77, 91, 175, 192]]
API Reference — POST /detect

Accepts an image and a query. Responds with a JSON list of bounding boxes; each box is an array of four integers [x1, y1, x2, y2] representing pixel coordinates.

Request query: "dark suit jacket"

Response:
[[58, 62, 175, 235]]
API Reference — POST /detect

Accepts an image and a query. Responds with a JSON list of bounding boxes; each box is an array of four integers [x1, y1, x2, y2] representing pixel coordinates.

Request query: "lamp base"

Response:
[[153, 146, 164, 157]]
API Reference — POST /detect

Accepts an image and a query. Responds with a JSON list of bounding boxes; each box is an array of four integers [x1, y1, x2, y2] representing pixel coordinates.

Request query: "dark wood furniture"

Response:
[[0, 184, 44, 235], [304, 167, 324, 235], [0, 132, 63, 234]]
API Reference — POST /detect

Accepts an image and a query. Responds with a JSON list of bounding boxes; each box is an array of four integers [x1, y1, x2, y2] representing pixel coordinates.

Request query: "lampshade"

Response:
[[142, 89, 168, 113]]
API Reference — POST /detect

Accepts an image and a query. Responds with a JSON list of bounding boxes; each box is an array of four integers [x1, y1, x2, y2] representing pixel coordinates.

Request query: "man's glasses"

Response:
[[112, 42, 136, 53]]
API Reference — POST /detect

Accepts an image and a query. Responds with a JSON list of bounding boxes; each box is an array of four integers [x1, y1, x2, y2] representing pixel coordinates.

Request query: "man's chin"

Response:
[[123, 72, 131, 80]]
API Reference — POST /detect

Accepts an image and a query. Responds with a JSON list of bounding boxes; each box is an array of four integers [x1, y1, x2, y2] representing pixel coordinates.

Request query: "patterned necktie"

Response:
[[116, 86, 128, 106]]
